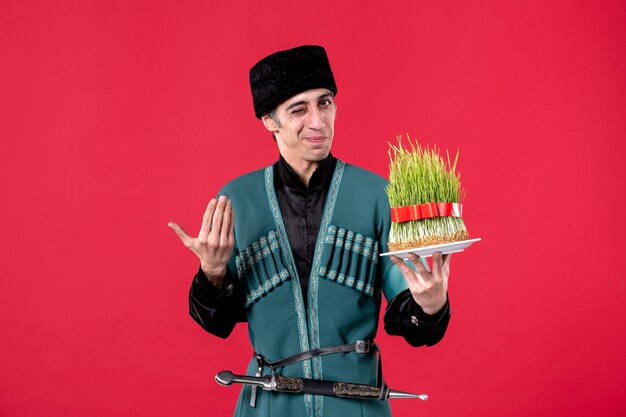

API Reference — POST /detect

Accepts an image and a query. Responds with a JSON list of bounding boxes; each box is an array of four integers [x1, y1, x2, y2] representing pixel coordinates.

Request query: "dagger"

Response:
[[216, 370, 428, 401]]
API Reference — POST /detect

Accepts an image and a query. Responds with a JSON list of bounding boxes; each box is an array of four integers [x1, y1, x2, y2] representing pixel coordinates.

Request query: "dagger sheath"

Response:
[[215, 371, 428, 401]]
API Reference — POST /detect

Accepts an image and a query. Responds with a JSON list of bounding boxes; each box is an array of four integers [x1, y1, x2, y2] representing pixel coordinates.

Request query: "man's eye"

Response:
[[320, 99, 331, 106], [292, 108, 305, 114]]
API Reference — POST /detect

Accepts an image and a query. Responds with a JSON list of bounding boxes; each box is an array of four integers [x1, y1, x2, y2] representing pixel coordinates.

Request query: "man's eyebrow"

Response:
[[285, 93, 333, 111], [285, 100, 307, 111]]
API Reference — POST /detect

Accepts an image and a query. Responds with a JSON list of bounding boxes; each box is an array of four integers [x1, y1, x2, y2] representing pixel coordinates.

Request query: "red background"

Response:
[[1, 1, 625, 416]]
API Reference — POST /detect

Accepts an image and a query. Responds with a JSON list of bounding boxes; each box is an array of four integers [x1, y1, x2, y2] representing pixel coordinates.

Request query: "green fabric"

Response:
[[219, 160, 409, 417]]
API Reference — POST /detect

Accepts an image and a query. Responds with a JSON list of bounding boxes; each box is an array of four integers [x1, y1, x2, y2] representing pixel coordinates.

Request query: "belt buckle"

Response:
[[355, 340, 370, 354]]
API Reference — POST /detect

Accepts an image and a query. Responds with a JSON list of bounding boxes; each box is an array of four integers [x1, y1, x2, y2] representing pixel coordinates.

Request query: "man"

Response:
[[168, 45, 452, 417]]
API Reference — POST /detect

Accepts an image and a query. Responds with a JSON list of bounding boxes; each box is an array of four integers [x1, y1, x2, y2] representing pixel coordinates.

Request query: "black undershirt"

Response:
[[273, 153, 337, 303]]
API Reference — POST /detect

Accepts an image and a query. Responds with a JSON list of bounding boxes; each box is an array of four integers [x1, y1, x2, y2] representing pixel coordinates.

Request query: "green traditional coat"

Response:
[[220, 160, 409, 417]]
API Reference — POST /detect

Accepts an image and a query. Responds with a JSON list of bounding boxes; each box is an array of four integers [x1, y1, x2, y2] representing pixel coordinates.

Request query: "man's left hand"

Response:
[[390, 252, 451, 315]]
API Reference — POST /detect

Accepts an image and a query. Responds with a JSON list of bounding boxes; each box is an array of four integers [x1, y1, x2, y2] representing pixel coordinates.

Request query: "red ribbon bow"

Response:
[[390, 202, 463, 223]]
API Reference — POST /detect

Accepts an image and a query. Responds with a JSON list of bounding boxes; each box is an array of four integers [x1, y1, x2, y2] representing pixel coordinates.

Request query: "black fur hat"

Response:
[[249, 45, 338, 119]]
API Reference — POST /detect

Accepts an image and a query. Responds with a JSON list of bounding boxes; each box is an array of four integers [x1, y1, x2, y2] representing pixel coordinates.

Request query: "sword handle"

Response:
[[215, 370, 236, 386], [216, 370, 273, 390]]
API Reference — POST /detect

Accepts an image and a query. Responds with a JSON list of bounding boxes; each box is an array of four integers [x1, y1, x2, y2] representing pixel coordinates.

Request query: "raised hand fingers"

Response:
[[229, 209, 234, 242], [171, 197, 234, 286], [208, 196, 229, 246], [220, 200, 234, 247], [199, 198, 218, 244], [168, 221, 194, 248]]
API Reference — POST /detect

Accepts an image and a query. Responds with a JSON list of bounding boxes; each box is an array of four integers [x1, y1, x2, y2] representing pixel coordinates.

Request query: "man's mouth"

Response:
[[303, 136, 327, 143]]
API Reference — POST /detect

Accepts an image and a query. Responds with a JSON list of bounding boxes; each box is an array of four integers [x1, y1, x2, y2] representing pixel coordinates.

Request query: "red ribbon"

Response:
[[390, 202, 463, 223]]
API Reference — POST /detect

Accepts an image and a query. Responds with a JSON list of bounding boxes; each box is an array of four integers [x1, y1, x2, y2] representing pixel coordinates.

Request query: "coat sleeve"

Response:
[[188, 267, 247, 339], [383, 289, 450, 346], [375, 178, 451, 347]]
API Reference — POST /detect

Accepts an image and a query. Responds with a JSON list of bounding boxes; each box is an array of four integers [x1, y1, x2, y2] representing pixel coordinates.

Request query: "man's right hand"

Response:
[[168, 195, 235, 289]]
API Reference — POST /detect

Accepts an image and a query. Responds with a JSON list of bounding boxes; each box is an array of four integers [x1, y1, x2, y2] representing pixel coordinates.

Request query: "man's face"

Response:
[[263, 88, 336, 166]]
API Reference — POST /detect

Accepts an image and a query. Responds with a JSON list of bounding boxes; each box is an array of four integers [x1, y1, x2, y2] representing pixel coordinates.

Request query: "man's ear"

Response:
[[262, 115, 279, 133]]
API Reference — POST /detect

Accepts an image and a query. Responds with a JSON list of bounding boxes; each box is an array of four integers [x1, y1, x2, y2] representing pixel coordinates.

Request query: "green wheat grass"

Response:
[[386, 135, 469, 250]]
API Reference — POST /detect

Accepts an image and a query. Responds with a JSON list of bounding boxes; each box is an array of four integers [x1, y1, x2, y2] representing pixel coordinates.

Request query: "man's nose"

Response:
[[307, 107, 323, 129]]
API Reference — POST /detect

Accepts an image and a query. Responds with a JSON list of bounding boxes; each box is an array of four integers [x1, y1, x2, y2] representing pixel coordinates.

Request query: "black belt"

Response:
[[249, 339, 386, 407]]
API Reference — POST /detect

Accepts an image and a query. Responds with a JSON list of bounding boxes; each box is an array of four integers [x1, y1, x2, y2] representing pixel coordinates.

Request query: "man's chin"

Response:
[[307, 148, 331, 162]]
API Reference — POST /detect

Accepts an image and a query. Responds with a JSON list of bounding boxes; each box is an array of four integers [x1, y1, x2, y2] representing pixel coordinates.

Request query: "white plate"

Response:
[[380, 238, 481, 259]]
